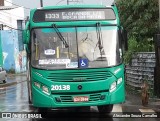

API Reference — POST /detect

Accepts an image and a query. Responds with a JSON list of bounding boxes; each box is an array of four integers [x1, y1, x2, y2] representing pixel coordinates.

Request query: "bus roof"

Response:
[[34, 4, 114, 11]]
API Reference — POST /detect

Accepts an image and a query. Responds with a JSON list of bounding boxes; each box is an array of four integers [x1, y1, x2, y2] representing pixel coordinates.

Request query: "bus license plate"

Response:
[[73, 96, 89, 102]]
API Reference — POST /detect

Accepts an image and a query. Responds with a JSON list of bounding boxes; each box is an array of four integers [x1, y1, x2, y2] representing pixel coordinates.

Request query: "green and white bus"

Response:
[[23, 4, 127, 113]]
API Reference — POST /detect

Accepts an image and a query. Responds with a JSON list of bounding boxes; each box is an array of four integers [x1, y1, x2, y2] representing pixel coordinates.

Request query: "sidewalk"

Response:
[[125, 89, 160, 112], [148, 97, 160, 112], [0, 73, 27, 87]]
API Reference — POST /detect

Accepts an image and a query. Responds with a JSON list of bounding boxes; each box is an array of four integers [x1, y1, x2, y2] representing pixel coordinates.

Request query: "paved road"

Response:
[[0, 78, 160, 121]]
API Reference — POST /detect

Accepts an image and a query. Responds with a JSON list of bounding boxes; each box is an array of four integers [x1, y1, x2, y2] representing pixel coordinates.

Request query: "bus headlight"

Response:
[[42, 85, 50, 95], [117, 78, 122, 85], [110, 82, 116, 92], [34, 82, 41, 88]]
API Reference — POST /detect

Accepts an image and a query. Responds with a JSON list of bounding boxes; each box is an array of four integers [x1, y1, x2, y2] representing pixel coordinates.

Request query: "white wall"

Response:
[[0, 7, 25, 30], [0, 0, 25, 30], [10, 7, 25, 29], [4, 0, 12, 6]]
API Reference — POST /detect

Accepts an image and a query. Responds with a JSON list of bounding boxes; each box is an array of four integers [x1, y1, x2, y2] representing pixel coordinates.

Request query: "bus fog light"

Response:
[[34, 82, 41, 88], [42, 86, 49, 95], [117, 78, 122, 85], [100, 95, 106, 100], [55, 97, 61, 102], [110, 82, 116, 92]]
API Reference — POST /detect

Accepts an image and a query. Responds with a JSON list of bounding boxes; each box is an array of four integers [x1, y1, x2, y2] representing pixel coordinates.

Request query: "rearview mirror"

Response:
[[23, 22, 30, 44], [121, 29, 128, 51]]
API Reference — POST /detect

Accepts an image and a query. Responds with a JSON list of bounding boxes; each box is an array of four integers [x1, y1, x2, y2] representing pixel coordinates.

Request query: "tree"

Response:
[[116, 0, 158, 40]]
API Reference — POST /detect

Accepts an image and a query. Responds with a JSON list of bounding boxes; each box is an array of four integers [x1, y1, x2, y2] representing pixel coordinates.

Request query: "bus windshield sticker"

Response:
[[39, 59, 70, 65], [66, 62, 78, 68], [79, 58, 88, 68], [44, 49, 55, 55]]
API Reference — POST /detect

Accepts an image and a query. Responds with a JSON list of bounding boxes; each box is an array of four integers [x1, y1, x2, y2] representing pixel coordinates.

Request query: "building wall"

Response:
[[4, 0, 12, 6], [0, 0, 4, 6], [125, 52, 155, 91], [0, 31, 3, 66], [0, 30, 26, 73], [0, 1, 26, 73], [0, 7, 25, 30], [0, 0, 25, 30], [1, 30, 16, 71]]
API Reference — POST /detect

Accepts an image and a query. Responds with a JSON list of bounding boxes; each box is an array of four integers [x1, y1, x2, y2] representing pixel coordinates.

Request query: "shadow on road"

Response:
[[30, 107, 114, 121]]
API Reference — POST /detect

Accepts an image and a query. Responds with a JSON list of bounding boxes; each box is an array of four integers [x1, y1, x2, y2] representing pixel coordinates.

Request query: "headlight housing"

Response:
[[110, 82, 117, 92], [42, 85, 50, 95], [110, 78, 123, 92], [34, 82, 41, 88]]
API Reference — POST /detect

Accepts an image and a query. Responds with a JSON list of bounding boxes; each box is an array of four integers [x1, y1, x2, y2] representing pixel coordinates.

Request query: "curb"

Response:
[[7, 73, 27, 77], [0, 80, 27, 88], [149, 98, 160, 102]]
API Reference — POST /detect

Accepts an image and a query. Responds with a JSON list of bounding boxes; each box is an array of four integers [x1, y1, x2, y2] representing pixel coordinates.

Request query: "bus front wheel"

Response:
[[27, 60, 32, 104], [38, 108, 48, 117], [97, 104, 113, 114]]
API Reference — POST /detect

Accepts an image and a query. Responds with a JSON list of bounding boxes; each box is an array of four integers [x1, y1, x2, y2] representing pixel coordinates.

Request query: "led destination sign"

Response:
[[45, 11, 105, 20], [33, 8, 116, 22]]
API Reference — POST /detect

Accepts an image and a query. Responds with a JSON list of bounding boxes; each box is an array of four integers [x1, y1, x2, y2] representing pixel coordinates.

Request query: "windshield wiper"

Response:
[[95, 22, 104, 58], [33, 33, 39, 60], [52, 24, 69, 48]]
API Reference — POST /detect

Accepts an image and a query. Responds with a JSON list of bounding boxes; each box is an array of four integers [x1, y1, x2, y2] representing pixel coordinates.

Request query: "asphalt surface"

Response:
[[0, 73, 27, 87]]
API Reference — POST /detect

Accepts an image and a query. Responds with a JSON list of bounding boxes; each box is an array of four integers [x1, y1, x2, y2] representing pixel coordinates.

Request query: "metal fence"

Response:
[[125, 52, 155, 90]]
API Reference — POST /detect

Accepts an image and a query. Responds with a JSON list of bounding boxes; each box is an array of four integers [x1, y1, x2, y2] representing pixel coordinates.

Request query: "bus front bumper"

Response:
[[32, 82, 125, 108]]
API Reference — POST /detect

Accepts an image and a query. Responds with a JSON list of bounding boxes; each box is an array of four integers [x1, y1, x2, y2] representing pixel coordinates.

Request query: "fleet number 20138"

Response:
[[51, 85, 70, 91]]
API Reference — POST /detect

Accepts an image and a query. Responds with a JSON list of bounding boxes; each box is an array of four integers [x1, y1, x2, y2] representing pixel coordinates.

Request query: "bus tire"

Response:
[[38, 108, 48, 117], [27, 60, 32, 104], [98, 104, 113, 114], [27, 81, 32, 104], [38, 107, 48, 112]]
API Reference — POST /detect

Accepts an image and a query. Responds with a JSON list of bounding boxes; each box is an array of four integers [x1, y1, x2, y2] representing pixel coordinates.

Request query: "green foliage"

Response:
[[123, 36, 154, 64], [123, 37, 137, 64], [116, 0, 158, 64], [116, 0, 158, 40], [8, 68, 15, 74], [7, 65, 15, 74]]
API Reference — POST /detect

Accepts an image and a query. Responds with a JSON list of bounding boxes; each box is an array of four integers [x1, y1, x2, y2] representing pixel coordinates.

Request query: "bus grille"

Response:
[[47, 70, 112, 82], [60, 96, 72, 103], [59, 94, 101, 103], [89, 94, 101, 101]]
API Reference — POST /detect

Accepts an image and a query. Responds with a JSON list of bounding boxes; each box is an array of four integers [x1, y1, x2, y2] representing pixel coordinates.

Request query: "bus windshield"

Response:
[[31, 26, 122, 69]]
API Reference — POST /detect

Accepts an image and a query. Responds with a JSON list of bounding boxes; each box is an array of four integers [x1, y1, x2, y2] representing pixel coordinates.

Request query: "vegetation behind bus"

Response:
[[116, 0, 158, 64]]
